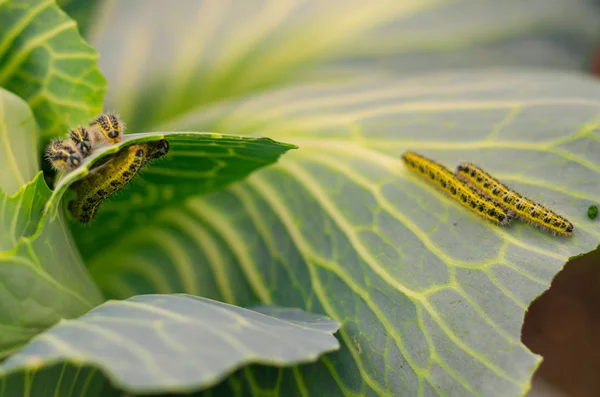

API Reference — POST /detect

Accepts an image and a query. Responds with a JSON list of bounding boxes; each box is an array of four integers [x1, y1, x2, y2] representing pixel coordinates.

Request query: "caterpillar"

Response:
[[67, 139, 170, 223], [68, 127, 94, 157], [145, 138, 170, 161], [402, 152, 511, 227], [45, 140, 83, 171], [89, 112, 124, 145], [68, 144, 145, 223], [455, 163, 574, 236], [45, 113, 126, 173]]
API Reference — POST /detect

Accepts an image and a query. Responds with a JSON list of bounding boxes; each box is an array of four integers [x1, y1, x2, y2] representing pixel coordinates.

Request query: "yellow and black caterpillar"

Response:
[[46, 112, 124, 172], [456, 163, 574, 236], [45, 140, 83, 171], [68, 127, 94, 157], [67, 139, 170, 223], [402, 152, 511, 227], [89, 113, 124, 145]]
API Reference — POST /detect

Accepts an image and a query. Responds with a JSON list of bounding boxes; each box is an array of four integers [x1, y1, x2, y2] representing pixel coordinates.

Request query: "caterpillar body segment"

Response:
[[402, 152, 511, 227], [68, 144, 145, 223], [67, 139, 170, 223], [456, 163, 574, 236]]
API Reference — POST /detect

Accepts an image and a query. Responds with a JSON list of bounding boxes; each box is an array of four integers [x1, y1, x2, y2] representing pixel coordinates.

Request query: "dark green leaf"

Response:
[[0, 294, 340, 394], [0, 0, 106, 140], [0, 364, 120, 397], [56, 0, 102, 36]]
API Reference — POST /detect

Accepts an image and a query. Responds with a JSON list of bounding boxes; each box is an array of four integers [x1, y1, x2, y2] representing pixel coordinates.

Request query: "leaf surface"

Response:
[[0, 0, 106, 140], [0, 87, 38, 195], [73, 1, 600, 395], [0, 172, 48, 251], [89, 0, 600, 132], [47, 132, 296, 257], [0, 171, 103, 357], [0, 127, 293, 359], [0, 363, 121, 397], [89, 71, 600, 396], [0, 20, 105, 357], [0, 294, 340, 394], [56, 0, 102, 36]]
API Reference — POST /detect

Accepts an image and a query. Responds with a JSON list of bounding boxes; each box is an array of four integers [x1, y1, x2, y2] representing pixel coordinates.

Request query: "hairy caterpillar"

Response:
[[402, 152, 511, 226], [45, 113, 127, 173], [89, 112, 124, 145], [456, 163, 574, 236], [145, 138, 170, 161], [45, 140, 83, 171], [68, 127, 94, 157], [67, 139, 170, 223]]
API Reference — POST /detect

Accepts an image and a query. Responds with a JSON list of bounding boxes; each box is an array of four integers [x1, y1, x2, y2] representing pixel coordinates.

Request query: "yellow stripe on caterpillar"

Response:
[[455, 163, 573, 236], [45, 139, 83, 171], [68, 144, 145, 223], [89, 112, 124, 145], [67, 139, 170, 223], [68, 127, 94, 157], [402, 152, 511, 227]]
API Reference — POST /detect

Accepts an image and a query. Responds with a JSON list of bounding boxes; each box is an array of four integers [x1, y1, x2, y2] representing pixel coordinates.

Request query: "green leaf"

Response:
[[88, 70, 600, 396], [0, 172, 48, 251], [56, 0, 102, 36], [0, 64, 101, 357], [0, 294, 340, 395], [0, 364, 121, 397], [0, 87, 38, 195], [72, 2, 600, 395], [0, 0, 106, 140], [48, 132, 295, 262], [88, 0, 600, 132], [0, 171, 103, 357], [250, 305, 341, 333]]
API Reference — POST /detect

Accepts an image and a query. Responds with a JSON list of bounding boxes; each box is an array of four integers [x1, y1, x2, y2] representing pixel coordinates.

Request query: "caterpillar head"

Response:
[[146, 139, 170, 161], [68, 127, 93, 157], [90, 112, 124, 145], [45, 140, 83, 171]]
